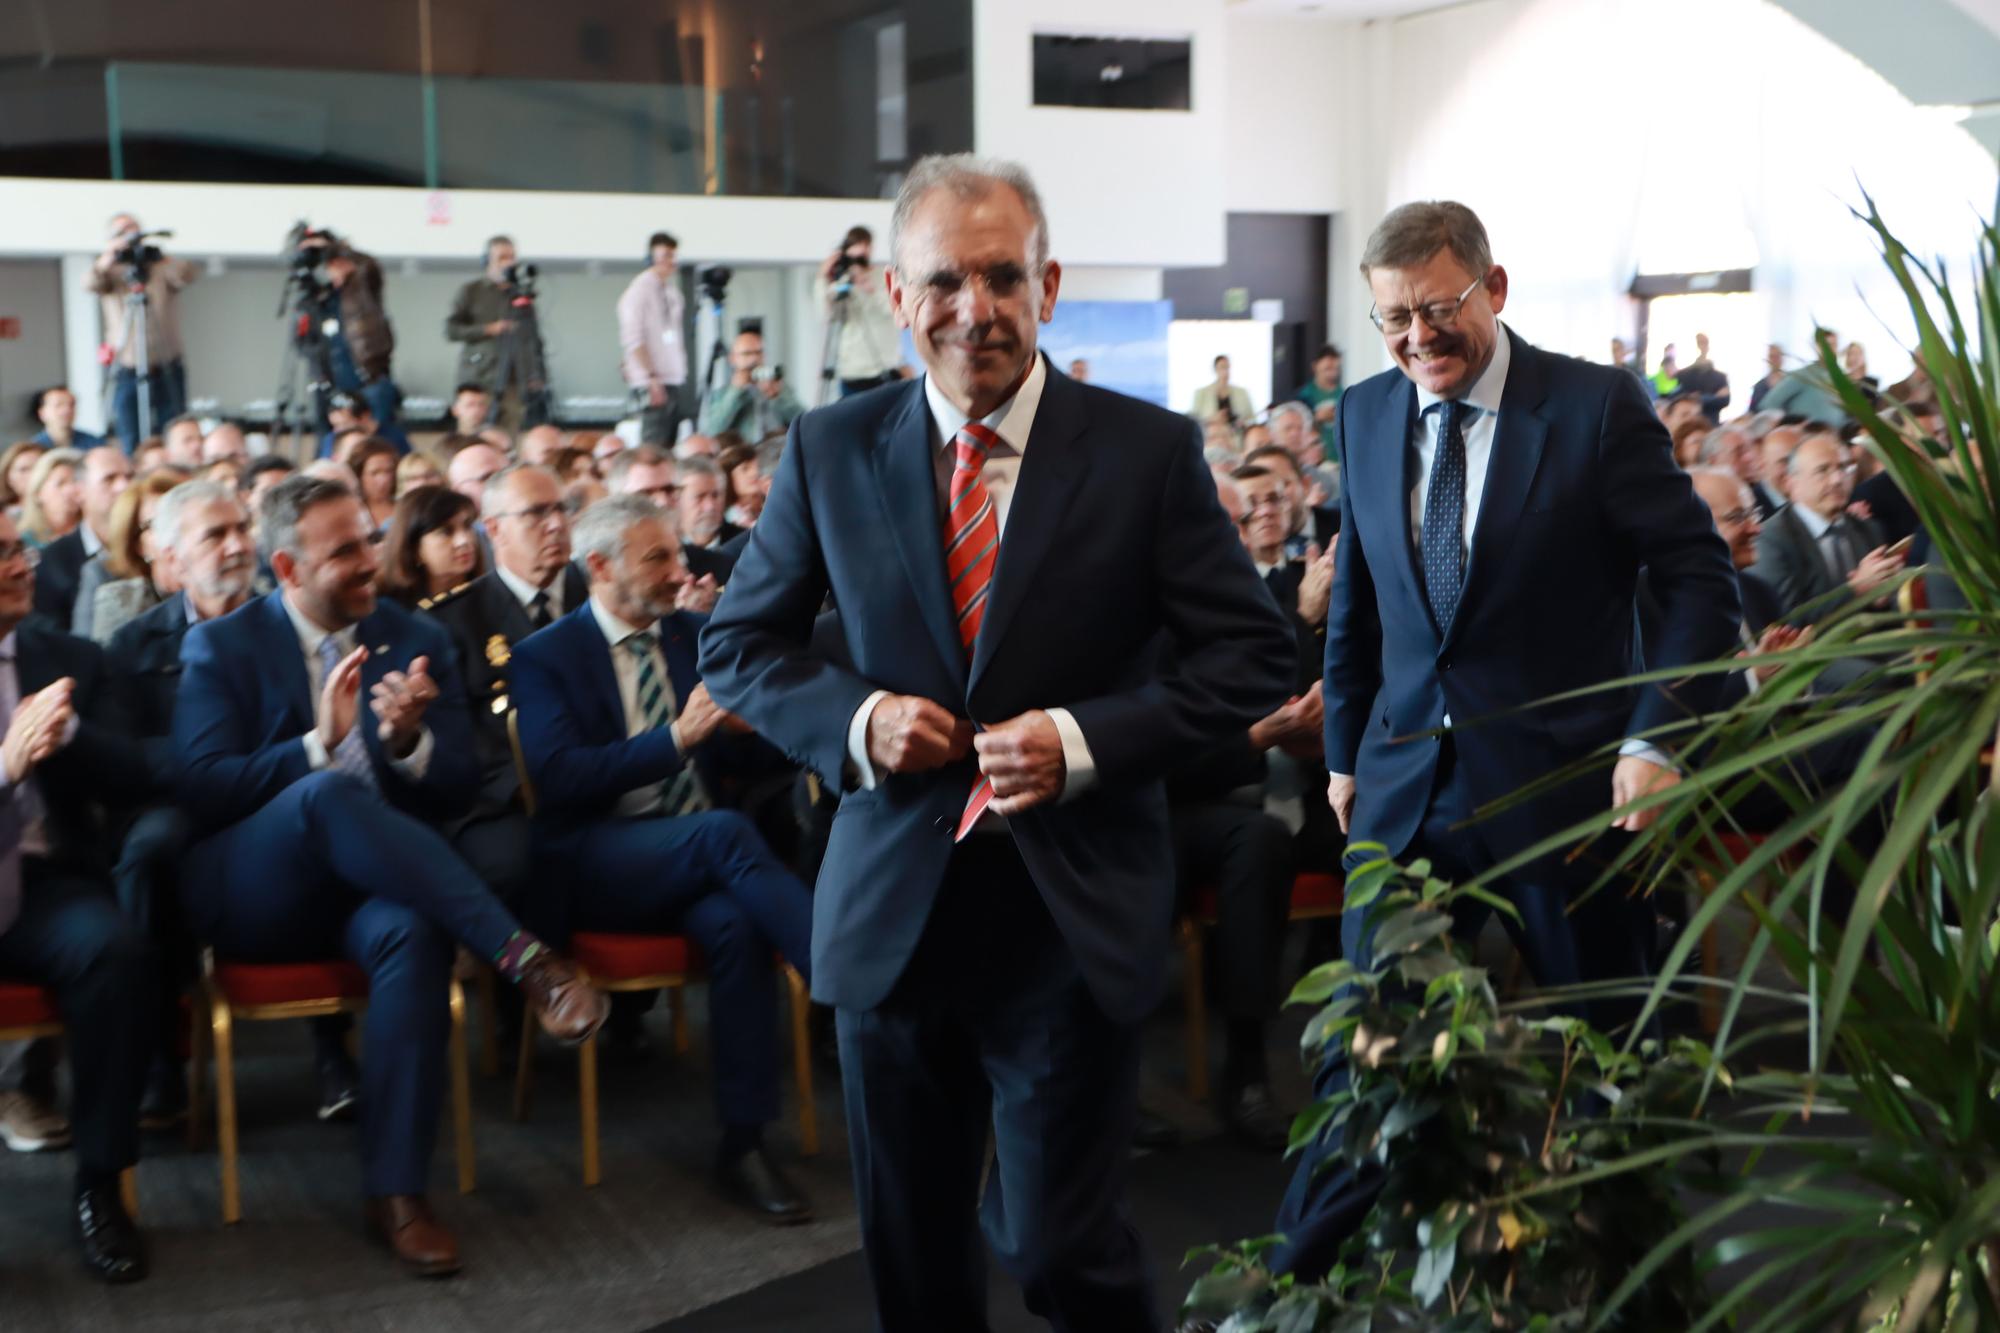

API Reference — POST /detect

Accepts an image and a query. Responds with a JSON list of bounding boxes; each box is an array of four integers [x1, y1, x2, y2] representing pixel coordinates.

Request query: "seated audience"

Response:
[[34, 446, 132, 629], [159, 416, 204, 471], [240, 455, 294, 511], [1670, 416, 1711, 469], [171, 475, 608, 1275], [549, 447, 599, 487], [1752, 432, 1905, 619], [1696, 423, 1782, 519], [73, 471, 181, 644], [449, 383, 493, 439], [446, 442, 509, 506], [0, 442, 49, 524], [518, 424, 565, 468], [379, 485, 486, 608], [609, 445, 728, 604], [511, 494, 816, 1224], [1243, 444, 1338, 555], [200, 423, 249, 471], [349, 436, 402, 533], [20, 449, 84, 549], [28, 387, 103, 451], [317, 392, 410, 458], [0, 509, 155, 1282], [1655, 390, 1706, 436], [717, 438, 765, 531], [395, 452, 445, 497], [1757, 423, 1805, 504]]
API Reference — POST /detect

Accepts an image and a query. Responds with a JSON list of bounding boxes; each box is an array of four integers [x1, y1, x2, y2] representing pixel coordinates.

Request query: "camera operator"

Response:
[[445, 237, 516, 410], [815, 225, 907, 396], [296, 228, 404, 446], [699, 329, 803, 440], [616, 231, 688, 445], [89, 212, 200, 451]]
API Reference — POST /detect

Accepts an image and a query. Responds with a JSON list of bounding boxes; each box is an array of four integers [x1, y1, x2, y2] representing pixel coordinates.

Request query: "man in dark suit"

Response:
[[1274, 201, 1741, 1282], [699, 155, 1294, 1331], [31, 446, 133, 630], [607, 445, 732, 608], [510, 493, 816, 1221], [0, 510, 155, 1282], [173, 475, 607, 1276], [1751, 432, 1905, 620]]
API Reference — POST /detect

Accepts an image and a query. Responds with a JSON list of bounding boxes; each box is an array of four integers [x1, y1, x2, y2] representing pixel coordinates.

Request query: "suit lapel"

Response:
[[872, 384, 966, 681], [573, 610, 629, 742], [1444, 331, 1549, 653], [1377, 375, 1432, 636], [968, 365, 1089, 694]]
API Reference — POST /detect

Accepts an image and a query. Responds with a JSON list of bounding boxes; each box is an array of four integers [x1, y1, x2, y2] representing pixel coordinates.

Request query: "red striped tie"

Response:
[[946, 422, 1002, 839]]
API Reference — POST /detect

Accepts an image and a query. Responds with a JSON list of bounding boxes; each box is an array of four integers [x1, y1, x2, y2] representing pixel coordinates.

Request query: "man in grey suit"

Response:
[[1751, 432, 1905, 619]]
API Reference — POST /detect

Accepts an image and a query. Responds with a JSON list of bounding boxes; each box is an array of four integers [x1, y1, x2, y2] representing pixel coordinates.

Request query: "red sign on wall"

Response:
[[0, 318, 20, 340]]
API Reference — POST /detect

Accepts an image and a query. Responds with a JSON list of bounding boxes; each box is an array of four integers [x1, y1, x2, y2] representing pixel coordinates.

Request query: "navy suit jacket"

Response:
[[12, 619, 151, 875], [103, 593, 191, 791], [172, 590, 479, 832], [510, 604, 728, 825], [1325, 329, 1739, 872], [698, 361, 1295, 1023]]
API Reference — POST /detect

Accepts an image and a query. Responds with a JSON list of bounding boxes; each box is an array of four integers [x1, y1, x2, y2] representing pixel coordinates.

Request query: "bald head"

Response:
[[519, 424, 564, 466], [1787, 434, 1854, 521], [447, 444, 509, 504]]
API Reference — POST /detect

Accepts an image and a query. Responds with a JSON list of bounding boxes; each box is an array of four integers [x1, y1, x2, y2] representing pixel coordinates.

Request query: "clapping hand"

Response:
[[1738, 622, 1812, 685], [316, 645, 367, 752], [2, 679, 75, 784], [370, 655, 439, 758], [1297, 542, 1335, 627], [1847, 544, 1906, 599], [677, 573, 721, 614]]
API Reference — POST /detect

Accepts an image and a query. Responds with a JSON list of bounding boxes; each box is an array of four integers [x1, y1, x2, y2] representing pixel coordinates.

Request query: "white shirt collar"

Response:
[[1415, 322, 1512, 419], [0, 628, 16, 659], [588, 594, 653, 651], [495, 562, 559, 615], [1792, 502, 1833, 540], [81, 524, 104, 558], [923, 353, 1048, 457], [280, 591, 350, 658]]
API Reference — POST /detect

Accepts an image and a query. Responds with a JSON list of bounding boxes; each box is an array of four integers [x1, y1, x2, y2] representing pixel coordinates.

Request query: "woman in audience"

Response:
[[718, 438, 763, 529], [1670, 415, 1712, 469], [0, 440, 48, 524], [19, 447, 84, 546], [74, 470, 184, 642], [396, 451, 445, 496], [348, 435, 401, 531], [549, 446, 600, 487], [379, 483, 486, 606]]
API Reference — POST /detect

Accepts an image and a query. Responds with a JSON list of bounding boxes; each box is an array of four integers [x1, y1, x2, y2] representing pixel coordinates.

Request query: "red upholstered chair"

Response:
[[510, 930, 818, 1186], [0, 978, 140, 1217], [1177, 871, 1344, 1101], [187, 952, 475, 1224], [504, 709, 817, 1188]]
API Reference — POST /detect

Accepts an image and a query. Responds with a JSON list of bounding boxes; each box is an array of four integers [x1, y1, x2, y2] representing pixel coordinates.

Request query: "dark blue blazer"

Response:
[[1324, 329, 1739, 871], [510, 604, 726, 823], [172, 590, 479, 831], [698, 361, 1295, 1023]]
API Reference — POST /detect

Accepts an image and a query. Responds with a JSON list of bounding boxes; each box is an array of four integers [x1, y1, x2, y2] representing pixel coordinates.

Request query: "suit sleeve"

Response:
[[371, 620, 479, 819], [99, 628, 177, 794], [1750, 521, 1817, 623], [512, 638, 687, 813], [698, 416, 882, 783], [444, 281, 483, 344], [1059, 423, 1295, 789], [1596, 371, 1741, 738], [48, 635, 153, 804], [172, 620, 315, 825], [1322, 393, 1383, 774]]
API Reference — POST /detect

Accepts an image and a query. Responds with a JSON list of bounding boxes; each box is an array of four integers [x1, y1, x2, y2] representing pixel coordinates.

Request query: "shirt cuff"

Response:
[[1618, 739, 1676, 771], [846, 690, 890, 791], [388, 726, 434, 780], [301, 731, 330, 770], [1046, 708, 1096, 801]]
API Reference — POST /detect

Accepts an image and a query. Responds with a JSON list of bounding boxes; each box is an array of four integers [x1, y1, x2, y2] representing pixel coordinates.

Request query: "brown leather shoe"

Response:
[[517, 952, 609, 1046], [365, 1194, 462, 1277]]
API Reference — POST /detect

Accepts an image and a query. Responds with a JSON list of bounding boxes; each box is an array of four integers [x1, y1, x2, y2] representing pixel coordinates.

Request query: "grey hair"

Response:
[[1359, 201, 1493, 278], [1267, 400, 1313, 432], [1685, 465, 1746, 490], [891, 153, 1051, 274], [676, 455, 724, 483], [572, 493, 666, 568], [259, 474, 357, 559], [1742, 410, 1783, 442], [152, 479, 240, 552], [1202, 443, 1241, 468], [1695, 426, 1746, 466], [754, 436, 785, 479], [605, 443, 672, 492], [480, 462, 558, 518]]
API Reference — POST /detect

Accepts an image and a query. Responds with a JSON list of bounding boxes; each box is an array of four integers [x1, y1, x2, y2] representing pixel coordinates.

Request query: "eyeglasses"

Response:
[[491, 502, 566, 526], [1717, 508, 1758, 526], [1797, 461, 1858, 483], [1369, 276, 1484, 335], [0, 542, 42, 569], [634, 483, 680, 503]]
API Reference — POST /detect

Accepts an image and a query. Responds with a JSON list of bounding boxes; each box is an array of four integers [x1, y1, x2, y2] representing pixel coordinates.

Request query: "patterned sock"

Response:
[[493, 930, 550, 984]]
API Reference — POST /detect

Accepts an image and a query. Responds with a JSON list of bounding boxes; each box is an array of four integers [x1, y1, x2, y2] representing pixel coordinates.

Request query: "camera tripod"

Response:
[[101, 273, 157, 446], [816, 288, 850, 408], [694, 289, 732, 428], [270, 274, 338, 462], [488, 283, 553, 429]]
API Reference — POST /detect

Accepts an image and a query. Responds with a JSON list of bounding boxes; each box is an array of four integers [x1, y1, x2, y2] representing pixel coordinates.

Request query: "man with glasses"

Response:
[[1752, 431, 1903, 618], [1266, 200, 1738, 1289], [607, 445, 727, 606]]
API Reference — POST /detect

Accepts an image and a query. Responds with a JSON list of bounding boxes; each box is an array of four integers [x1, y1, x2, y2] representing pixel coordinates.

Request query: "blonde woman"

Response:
[[74, 471, 184, 642], [19, 447, 84, 547], [396, 451, 445, 497], [0, 440, 49, 525]]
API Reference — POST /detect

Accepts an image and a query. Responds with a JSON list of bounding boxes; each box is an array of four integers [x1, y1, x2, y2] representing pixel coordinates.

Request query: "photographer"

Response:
[[815, 225, 906, 396], [444, 237, 517, 403], [296, 228, 403, 445], [616, 231, 687, 445], [88, 213, 200, 451], [699, 329, 803, 440]]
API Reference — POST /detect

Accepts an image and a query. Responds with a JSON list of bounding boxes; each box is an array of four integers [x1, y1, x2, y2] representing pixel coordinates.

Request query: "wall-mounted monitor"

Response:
[[1031, 34, 1191, 111]]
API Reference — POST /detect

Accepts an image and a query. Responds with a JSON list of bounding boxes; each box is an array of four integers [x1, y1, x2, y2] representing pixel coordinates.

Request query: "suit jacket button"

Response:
[[933, 815, 953, 833]]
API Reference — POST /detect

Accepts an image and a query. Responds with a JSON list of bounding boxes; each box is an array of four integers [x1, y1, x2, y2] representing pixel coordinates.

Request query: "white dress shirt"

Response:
[[496, 563, 565, 621], [282, 594, 434, 778], [587, 595, 686, 817], [845, 356, 1098, 805]]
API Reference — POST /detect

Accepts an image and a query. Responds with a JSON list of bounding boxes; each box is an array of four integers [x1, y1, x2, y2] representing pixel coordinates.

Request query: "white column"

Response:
[[60, 254, 109, 437]]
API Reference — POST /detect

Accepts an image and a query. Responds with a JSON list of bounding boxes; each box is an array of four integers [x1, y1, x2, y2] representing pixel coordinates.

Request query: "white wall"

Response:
[[972, 0, 1228, 269], [0, 261, 67, 438], [1221, 14, 1355, 217]]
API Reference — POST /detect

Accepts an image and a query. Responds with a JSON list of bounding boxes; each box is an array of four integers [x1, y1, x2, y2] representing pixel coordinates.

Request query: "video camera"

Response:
[[700, 264, 732, 304], [503, 260, 539, 295], [113, 229, 172, 283], [281, 221, 340, 301]]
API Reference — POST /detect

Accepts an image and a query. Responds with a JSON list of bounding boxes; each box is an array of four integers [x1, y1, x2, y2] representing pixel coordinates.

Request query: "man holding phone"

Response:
[[700, 329, 804, 440], [1750, 431, 1906, 619]]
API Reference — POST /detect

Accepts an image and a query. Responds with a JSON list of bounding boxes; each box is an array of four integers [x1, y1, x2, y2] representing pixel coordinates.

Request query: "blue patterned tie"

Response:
[[1421, 399, 1470, 634], [623, 633, 711, 817], [317, 633, 380, 795]]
